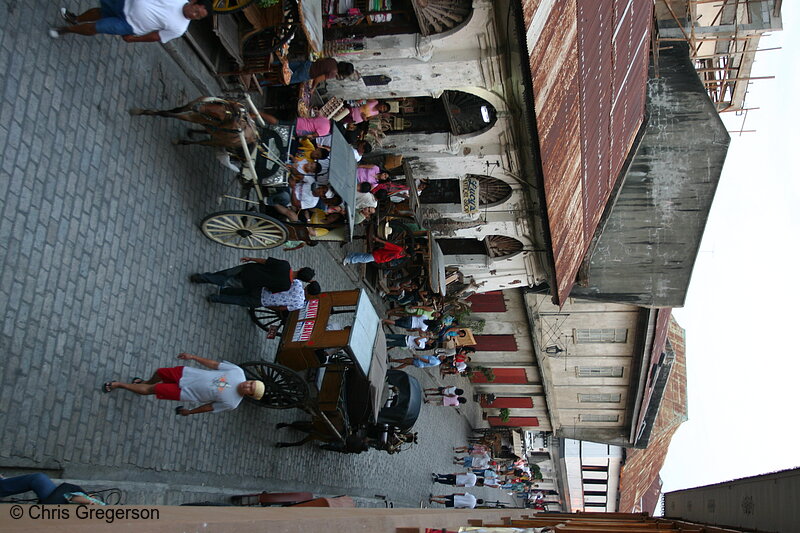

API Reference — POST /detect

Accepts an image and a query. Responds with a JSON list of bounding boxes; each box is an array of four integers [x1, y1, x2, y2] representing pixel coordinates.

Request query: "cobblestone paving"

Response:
[[0, 2, 505, 509]]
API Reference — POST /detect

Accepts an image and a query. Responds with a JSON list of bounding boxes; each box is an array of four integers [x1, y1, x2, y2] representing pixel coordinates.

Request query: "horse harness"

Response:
[[192, 98, 257, 135]]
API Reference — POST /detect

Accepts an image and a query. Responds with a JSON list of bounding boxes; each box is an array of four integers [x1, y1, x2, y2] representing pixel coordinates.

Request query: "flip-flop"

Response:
[[101, 382, 113, 393], [174, 406, 184, 416], [131, 377, 144, 384]]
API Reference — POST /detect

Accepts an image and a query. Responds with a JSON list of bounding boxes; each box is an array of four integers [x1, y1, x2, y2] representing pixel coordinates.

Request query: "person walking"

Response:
[[382, 317, 439, 334], [428, 493, 483, 509], [101, 352, 265, 415], [389, 353, 441, 370], [431, 472, 478, 487], [50, 0, 207, 41], [454, 452, 491, 470], [207, 278, 321, 310], [0, 473, 104, 505], [427, 395, 467, 407], [385, 333, 432, 350], [342, 236, 406, 266], [424, 386, 464, 398], [191, 257, 314, 293]]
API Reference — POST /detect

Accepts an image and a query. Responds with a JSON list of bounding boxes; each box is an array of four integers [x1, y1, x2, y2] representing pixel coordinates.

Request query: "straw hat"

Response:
[[251, 381, 265, 400]]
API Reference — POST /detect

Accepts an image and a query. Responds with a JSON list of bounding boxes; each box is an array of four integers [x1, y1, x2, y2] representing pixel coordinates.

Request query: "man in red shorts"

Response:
[[102, 353, 264, 416], [341, 236, 407, 266]]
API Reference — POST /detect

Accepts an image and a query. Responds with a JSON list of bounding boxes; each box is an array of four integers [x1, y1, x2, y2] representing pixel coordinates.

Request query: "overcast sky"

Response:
[[660, 4, 800, 492]]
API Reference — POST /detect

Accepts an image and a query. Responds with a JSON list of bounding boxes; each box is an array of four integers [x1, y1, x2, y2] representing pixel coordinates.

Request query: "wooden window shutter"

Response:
[[473, 334, 517, 351], [488, 416, 539, 427], [472, 367, 528, 384], [466, 291, 507, 313], [481, 397, 534, 408]]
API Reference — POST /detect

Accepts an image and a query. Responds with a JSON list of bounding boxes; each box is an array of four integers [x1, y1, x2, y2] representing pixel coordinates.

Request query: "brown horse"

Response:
[[129, 97, 259, 149]]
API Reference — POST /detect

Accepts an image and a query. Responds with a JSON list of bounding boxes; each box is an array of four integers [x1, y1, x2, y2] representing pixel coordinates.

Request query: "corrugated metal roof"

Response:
[[619, 316, 688, 513], [523, 0, 652, 304]]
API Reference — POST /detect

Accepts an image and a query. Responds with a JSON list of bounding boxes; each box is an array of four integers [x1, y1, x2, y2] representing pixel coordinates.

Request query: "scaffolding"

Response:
[[654, 0, 783, 125]]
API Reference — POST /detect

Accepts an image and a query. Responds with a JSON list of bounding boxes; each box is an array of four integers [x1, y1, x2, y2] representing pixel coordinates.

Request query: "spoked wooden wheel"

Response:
[[201, 211, 288, 250], [240, 361, 309, 409], [249, 307, 288, 333], [211, 0, 254, 13]]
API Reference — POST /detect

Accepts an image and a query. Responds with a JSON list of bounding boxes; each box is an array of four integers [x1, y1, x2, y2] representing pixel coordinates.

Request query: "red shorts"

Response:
[[153, 366, 184, 401]]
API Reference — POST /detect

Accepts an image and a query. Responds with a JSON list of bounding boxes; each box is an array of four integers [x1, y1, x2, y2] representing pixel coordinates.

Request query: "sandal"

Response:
[[131, 377, 144, 384], [101, 382, 113, 393]]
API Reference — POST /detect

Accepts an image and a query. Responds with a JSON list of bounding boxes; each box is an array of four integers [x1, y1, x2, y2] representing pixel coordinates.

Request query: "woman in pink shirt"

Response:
[[258, 113, 332, 137], [356, 164, 389, 187]]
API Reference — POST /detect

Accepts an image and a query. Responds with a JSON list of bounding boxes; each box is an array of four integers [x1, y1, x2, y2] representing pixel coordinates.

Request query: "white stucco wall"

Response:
[[323, 1, 547, 291]]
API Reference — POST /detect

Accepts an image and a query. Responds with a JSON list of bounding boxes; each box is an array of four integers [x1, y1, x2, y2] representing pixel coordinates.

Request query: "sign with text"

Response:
[[460, 176, 480, 216], [298, 299, 319, 320], [292, 319, 315, 342]]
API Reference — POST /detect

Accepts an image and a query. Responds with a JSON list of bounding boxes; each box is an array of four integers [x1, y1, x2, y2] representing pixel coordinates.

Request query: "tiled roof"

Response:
[[619, 315, 688, 513]]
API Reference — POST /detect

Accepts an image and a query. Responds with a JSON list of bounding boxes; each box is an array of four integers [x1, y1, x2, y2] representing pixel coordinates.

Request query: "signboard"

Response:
[[297, 299, 319, 320], [292, 299, 320, 341], [460, 176, 480, 216], [292, 319, 315, 342]]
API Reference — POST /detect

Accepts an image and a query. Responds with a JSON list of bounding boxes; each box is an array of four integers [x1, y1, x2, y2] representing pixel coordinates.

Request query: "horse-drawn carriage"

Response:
[[131, 93, 360, 250], [131, 99, 422, 450], [241, 288, 422, 453]]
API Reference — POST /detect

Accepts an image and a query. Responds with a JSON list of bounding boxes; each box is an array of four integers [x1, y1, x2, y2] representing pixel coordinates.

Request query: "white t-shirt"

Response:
[[470, 453, 491, 469], [178, 361, 246, 412], [294, 175, 320, 210], [405, 336, 428, 349], [453, 493, 477, 508], [410, 316, 428, 330], [455, 473, 477, 487], [442, 386, 458, 395], [124, 0, 190, 42]]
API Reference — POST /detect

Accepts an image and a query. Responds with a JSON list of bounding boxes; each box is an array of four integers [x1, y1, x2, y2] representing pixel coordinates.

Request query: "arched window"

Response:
[[419, 175, 512, 207], [485, 235, 523, 258], [444, 91, 497, 136], [384, 91, 497, 136], [474, 175, 512, 207], [437, 235, 523, 259], [324, 0, 472, 39]]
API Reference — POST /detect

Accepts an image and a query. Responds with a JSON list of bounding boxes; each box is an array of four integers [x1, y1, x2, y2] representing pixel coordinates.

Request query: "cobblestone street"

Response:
[[0, 1, 502, 508]]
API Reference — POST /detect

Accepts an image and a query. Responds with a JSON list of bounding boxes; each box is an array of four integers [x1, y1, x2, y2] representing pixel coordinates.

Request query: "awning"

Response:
[[327, 126, 358, 239], [402, 162, 424, 227], [298, 0, 323, 53], [428, 240, 447, 295], [347, 289, 381, 377], [511, 430, 525, 459], [366, 328, 388, 423]]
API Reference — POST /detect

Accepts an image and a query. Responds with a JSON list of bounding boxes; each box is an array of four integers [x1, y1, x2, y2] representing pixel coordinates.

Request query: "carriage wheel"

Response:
[[240, 361, 309, 409], [210, 0, 254, 13], [249, 307, 288, 333], [201, 211, 288, 250]]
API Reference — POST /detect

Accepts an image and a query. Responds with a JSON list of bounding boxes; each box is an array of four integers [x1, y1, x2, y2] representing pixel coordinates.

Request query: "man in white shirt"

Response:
[[429, 493, 483, 509], [432, 472, 477, 487], [101, 352, 264, 416], [50, 0, 207, 42]]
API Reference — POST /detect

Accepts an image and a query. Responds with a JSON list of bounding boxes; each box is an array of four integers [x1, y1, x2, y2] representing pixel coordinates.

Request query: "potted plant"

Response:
[[475, 392, 496, 404], [499, 408, 511, 423], [468, 366, 495, 382]]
